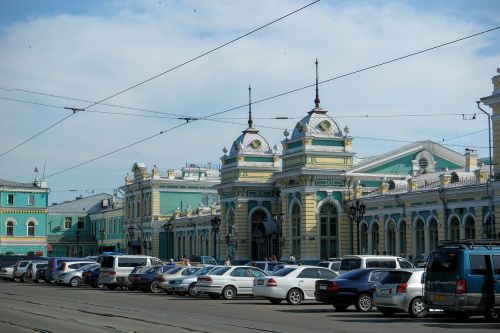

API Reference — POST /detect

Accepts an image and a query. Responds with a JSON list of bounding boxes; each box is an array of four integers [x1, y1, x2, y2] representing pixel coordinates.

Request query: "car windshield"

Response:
[[380, 271, 412, 284], [340, 258, 361, 271], [427, 250, 458, 273], [165, 267, 183, 274], [272, 267, 296, 276], [210, 267, 231, 275], [195, 267, 214, 275]]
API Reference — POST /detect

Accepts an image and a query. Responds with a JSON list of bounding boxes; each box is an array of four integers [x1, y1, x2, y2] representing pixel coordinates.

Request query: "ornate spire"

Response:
[[248, 85, 253, 128], [314, 58, 320, 109]]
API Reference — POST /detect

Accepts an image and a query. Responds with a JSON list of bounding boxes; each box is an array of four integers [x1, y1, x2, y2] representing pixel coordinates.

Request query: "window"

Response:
[[427, 251, 458, 273], [6, 221, 14, 236], [319, 268, 338, 279], [397, 258, 414, 268], [64, 217, 72, 229], [291, 204, 301, 258], [369, 271, 388, 282], [319, 202, 338, 259], [248, 268, 266, 277], [231, 267, 247, 277], [366, 259, 381, 268], [379, 259, 397, 268], [469, 255, 488, 275], [27, 221, 35, 236], [28, 194, 35, 206], [493, 256, 500, 275], [117, 257, 147, 267], [297, 268, 318, 279], [7, 194, 14, 205], [68, 263, 79, 269], [77, 217, 84, 229]]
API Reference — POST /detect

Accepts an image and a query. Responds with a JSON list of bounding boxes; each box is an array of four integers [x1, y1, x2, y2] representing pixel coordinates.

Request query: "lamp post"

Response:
[[272, 212, 284, 260], [349, 200, 366, 255], [76, 230, 81, 257], [211, 216, 221, 259], [99, 229, 105, 254]]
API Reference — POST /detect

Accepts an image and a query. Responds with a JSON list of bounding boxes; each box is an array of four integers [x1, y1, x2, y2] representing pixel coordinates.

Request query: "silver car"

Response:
[[166, 266, 218, 296], [373, 268, 427, 318], [57, 263, 99, 287]]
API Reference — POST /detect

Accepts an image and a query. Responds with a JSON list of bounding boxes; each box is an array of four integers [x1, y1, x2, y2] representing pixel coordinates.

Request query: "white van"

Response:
[[339, 255, 413, 274], [99, 255, 163, 290]]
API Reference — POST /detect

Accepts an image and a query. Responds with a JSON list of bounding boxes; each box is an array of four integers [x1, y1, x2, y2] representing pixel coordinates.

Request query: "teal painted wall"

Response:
[[159, 191, 214, 215], [364, 153, 462, 175], [0, 191, 48, 208]]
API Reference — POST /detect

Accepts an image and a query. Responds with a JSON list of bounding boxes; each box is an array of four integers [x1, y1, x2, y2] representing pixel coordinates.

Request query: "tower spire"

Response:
[[248, 85, 253, 128], [314, 58, 320, 109]]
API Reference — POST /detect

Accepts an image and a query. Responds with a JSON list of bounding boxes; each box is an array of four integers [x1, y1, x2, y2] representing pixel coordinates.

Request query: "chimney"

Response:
[[465, 148, 477, 172]]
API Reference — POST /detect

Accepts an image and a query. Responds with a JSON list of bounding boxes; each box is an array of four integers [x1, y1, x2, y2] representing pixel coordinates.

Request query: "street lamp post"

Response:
[[76, 230, 81, 257], [272, 212, 284, 260], [211, 216, 220, 259], [349, 200, 366, 255], [99, 229, 105, 254]]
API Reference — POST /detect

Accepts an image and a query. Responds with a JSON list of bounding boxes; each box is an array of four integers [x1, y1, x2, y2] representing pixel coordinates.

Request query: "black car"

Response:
[[129, 266, 173, 293], [83, 265, 102, 288], [315, 268, 389, 312], [35, 267, 46, 283]]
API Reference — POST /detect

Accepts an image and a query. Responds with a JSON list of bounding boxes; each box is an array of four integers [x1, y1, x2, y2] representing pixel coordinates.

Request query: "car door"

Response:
[[229, 267, 249, 293], [492, 255, 500, 309], [246, 268, 267, 294], [296, 268, 319, 298]]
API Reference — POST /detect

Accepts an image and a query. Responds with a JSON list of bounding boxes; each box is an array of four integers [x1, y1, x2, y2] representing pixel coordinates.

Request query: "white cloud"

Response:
[[0, 0, 498, 203]]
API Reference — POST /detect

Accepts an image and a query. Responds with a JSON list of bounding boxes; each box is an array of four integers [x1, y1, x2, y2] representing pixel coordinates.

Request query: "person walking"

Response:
[[288, 254, 296, 264], [224, 256, 231, 266]]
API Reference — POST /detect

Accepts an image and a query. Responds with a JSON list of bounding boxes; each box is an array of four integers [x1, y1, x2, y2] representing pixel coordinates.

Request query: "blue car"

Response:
[[83, 265, 102, 288], [315, 268, 389, 312]]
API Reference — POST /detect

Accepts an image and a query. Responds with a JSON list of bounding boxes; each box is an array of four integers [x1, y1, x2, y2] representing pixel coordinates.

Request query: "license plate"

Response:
[[320, 285, 327, 290], [432, 294, 446, 302], [257, 280, 264, 285], [378, 288, 390, 296]]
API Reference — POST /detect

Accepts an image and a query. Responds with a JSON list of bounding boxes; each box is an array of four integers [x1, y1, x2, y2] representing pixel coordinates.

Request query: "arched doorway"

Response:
[[291, 204, 301, 259], [319, 202, 338, 259], [450, 217, 460, 240], [251, 209, 268, 260], [371, 223, 379, 254], [415, 219, 425, 258], [386, 220, 396, 256], [464, 216, 475, 239], [227, 209, 236, 259], [360, 222, 368, 254], [428, 219, 439, 253]]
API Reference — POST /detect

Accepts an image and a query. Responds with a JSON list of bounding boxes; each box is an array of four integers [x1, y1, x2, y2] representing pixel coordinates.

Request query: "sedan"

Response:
[[129, 266, 176, 293], [166, 266, 218, 296], [373, 268, 427, 318], [315, 268, 389, 312], [253, 266, 339, 305], [83, 265, 102, 288], [197, 266, 267, 300]]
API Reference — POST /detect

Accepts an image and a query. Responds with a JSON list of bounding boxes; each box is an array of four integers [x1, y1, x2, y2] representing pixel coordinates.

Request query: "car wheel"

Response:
[[286, 288, 303, 305], [188, 283, 198, 297], [355, 294, 373, 312], [378, 307, 397, 317], [484, 302, 500, 321], [269, 298, 282, 305], [69, 277, 81, 287], [150, 282, 161, 293], [408, 298, 427, 318], [21, 274, 29, 283], [107, 284, 117, 290], [333, 304, 349, 311], [222, 286, 237, 300], [209, 293, 221, 299]]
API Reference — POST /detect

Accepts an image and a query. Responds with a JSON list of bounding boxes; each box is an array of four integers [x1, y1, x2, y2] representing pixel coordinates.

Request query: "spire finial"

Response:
[[248, 85, 253, 128], [314, 58, 320, 109]]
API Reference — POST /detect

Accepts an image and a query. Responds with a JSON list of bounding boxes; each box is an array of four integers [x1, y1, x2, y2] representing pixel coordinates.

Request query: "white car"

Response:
[[197, 266, 267, 300], [0, 265, 14, 280], [253, 265, 339, 305]]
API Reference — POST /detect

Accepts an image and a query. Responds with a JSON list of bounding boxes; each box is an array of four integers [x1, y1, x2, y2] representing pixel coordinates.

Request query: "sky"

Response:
[[0, 0, 499, 204]]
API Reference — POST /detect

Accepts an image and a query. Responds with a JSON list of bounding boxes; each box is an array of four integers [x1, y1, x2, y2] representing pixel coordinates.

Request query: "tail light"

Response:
[[455, 279, 467, 294], [266, 278, 277, 287], [110, 271, 116, 276], [327, 282, 339, 292], [396, 283, 407, 294]]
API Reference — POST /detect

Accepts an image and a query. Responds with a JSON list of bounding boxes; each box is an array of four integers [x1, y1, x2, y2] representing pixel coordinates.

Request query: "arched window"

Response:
[[386, 221, 396, 256], [227, 209, 235, 236], [371, 223, 379, 254], [27, 221, 35, 237], [360, 223, 368, 254], [291, 204, 301, 258], [450, 217, 460, 240], [428, 219, 439, 252], [251, 208, 268, 260], [319, 202, 338, 259], [415, 219, 425, 258], [6, 221, 14, 236], [465, 216, 475, 240]]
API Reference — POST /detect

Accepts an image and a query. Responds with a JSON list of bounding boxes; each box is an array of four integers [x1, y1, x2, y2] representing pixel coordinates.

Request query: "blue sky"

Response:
[[0, 0, 499, 203]]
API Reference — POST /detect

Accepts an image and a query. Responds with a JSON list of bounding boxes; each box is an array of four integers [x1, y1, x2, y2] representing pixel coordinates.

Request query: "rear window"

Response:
[[317, 262, 329, 268], [380, 271, 412, 284], [272, 267, 296, 276], [340, 258, 361, 271], [379, 259, 397, 268], [211, 267, 231, 275], [339, 269, 367, 280], [469, 255, 488, 275], [100, 256, 115, 268], [427, 251, 458, 273], [118, 257, 147, 268], [166, 267, 182, 274]]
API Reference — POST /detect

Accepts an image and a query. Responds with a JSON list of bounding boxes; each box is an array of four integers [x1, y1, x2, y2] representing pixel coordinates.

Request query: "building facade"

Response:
[[0, 178, 49, 255]]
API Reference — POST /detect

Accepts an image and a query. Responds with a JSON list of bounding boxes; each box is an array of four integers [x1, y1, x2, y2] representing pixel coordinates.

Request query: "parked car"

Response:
[[317, 260, 341, 274], [57, 263, 100, 287], [54, 261, 96, 282], [36, 267, 47, 282], [46, 257, 91, 283], [197, 265, 267, 300], [339, 255, 414, 274], [315, 268, 389, 312], [99, 255, 163, 290], [26, 261, 48, 283], [156, 266, 203, 293], [83, 265, 102, 288], [244, 261, 286, 274], [129, 266, 177, 293], [13, 260, 32, 282], [253, 265, 339, 305], [0, 265, 15, 280], [166, 266, 218, 296], [373, 268, 427, 317], [424, 240, 500, 320]]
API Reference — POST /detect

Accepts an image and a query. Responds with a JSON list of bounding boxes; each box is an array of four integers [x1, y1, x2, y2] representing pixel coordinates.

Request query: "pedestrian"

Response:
[[167, 259, 176, 267], [224, 256, 231, 266], [288, 253, 296, 264], [185, 258, 191, 266], [270, 255, 277, 262]]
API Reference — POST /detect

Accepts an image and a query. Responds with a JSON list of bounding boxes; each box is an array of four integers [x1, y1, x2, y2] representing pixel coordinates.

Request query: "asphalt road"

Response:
[[0, 280, 499, 333]]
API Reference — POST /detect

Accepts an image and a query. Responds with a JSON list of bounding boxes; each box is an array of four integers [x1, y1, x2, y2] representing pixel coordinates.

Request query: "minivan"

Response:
[[339, 255, 414, 274], [424, 240, 500, 320], [99, 255, 163, 290]]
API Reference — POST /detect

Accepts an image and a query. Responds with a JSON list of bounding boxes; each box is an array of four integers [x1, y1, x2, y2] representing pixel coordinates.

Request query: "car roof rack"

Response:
[[438, 239, 500, 250]]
